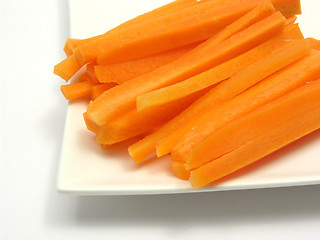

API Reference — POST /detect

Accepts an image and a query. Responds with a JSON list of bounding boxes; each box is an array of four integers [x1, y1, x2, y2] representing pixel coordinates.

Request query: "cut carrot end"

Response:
[[60, 81, 93, 100], [54, 55, 82, 82]]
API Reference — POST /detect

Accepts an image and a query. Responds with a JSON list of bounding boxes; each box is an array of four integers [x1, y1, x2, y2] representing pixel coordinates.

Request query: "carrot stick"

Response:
[[159, 38, 310, 157], [136, 1, 277, 111], [189, 80, 320, 189], [60, 81, 94, 100], [95, 43, 199, 84], [96, 88, 210, 146], [77, 0, 266, 65], [53, 55, 82, 82], [91, 83, 118, 100], [85, 12, 286, 129], [63, 38, 94, 57], [185, 50, 320, 170], [63, 0, 207, 56], [128, 23, 303, 163]]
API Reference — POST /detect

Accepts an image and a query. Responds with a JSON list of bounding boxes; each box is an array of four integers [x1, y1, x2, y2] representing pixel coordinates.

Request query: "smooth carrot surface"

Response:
[[136, 1, 277, 111], [60, 81, 94, 100], [91, 83, 118, 100], [78, 0, 266, 65], [85, 12, 286, 128], [159, 38, 310, 157], [95, 43, 198, 84], [96, 0, 271, 65], [54, 55, 82, 82], [189, 80, 320, 189], [128, 23, 303, 163], [186, 50, 320, 170], [63, 0, 205, 57], [96, 88, 210, 146]]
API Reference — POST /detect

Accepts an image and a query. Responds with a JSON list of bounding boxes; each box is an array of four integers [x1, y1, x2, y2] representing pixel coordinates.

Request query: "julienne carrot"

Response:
[[171, 49, 320, 174], [94, 43, 199, 84], [56, 0, 301, 83], [60, 81, 94, 100], [128, 23, 303, 163], [61, 0, 248, 80], [78, 0, 265, 66], [56, 0, 320, 189], [54, 55, 82, 82], [63, 0, 301, 56], [136, 1, 276, 111], [187, 52, 320, 170], [157, 38, 309, 157], [91, 83, 118, 100], [86, 12, 286, 128], [189, 79, 320, 188], [63, 0, 206, 56], [95, 88, 211, 146]]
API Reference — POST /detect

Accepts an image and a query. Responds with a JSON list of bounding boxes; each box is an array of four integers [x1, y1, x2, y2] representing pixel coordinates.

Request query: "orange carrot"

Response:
[[158, 38, 310, 157], [91, 83, 118, 100], [96, 88, 210, 146], [78, 0, 266, 65], [85, 12, 286, 129], [95, 43, 198, 84], [63, 0, 206, 56], [189, 80, 320, 188], [60, 81, 94, 100], [136, 1, 277, 111], [63, 38, 93, 57], [128, 23, 302, 163], [272, 0, 301, 17], [307, 38, 320, 51], [171, 161, 191, 181], [83, 112, 99, 133], [54, 55, 82, 82], [184, 49, 320, 170], [285, 15, 297, 25], [86, 62, 100, 84]]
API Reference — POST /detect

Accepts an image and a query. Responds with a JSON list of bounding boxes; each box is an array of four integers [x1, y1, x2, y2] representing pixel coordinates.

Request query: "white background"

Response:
[[1, 0, 320, 239]]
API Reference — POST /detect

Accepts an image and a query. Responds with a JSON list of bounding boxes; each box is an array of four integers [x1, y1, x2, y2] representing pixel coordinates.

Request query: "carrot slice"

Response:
[[53, 55, 82, 82], [60, 81, 94, 100], [96, 88, 210, 146], [91, 83, 118, 100], [128, 23, 303, 163], [189, 80, 320, 189], [185, 50, 320, 170], [86, 12, 286, 128], [159, 39, 310, 157], [95, 43, 198, 84], [136, 1, 277, 111], [77, 0, 266, 65]]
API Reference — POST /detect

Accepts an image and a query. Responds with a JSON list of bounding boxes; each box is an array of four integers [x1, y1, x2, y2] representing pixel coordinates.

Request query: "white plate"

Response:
[[57, 0, 320, 195]]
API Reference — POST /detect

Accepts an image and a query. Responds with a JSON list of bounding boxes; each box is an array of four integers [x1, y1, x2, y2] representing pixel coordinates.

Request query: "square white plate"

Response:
[[57, 0, 320, 195]]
